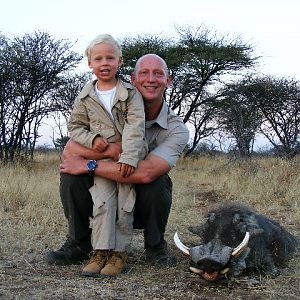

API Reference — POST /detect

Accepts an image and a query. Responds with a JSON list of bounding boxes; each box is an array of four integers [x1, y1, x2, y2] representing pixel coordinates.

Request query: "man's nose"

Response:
[[146, 72, 155, 81]]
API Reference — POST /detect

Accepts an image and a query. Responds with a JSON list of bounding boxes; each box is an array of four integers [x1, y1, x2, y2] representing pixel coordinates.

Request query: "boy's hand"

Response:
[[92, 136, 109, 152], [107, 142, 122, 161], [118, 163, 135, 178]]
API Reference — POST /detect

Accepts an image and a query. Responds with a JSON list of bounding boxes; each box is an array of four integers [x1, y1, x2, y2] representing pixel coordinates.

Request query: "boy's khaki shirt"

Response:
[[68, 78, 147, 168]]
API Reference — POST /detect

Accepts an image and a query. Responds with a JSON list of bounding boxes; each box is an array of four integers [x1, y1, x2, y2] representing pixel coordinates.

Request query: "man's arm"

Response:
[[60, 153, 171, 184]]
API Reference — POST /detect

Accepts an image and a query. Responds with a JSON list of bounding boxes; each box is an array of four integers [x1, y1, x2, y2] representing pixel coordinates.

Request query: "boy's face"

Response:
[[88, 42, 122, 88]]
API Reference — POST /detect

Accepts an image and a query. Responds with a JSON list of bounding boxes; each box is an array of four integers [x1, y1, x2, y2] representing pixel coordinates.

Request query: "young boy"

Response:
[[68, 34, 147, 277]]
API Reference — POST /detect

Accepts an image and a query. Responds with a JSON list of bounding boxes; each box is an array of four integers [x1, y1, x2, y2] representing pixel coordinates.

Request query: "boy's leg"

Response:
[[82, 177, 118, 276], [115, 183, 136, 251], [97, 183, 134, 277], [133, 174, 176, 266], [45, 173, 93, 265], [90, 176, 117, 250]]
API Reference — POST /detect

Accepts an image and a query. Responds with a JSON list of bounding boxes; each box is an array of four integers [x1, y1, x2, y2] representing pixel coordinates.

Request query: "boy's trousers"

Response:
[[89, 177, 136, 251]]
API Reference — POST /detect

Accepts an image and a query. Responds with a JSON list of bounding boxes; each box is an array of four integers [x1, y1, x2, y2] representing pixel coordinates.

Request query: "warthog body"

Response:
[[174, 203, 299, 281]]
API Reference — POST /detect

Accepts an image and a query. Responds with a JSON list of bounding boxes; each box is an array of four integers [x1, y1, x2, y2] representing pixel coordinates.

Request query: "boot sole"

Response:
[[81, 271, 116, 279]]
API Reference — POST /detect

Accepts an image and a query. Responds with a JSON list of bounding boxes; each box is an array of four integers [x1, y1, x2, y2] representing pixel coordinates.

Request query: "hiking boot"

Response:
[[45, 238, 91, 265], [100, 251, 128, 277], [145, 241, 177, 267], [81, 250, 110, 277]]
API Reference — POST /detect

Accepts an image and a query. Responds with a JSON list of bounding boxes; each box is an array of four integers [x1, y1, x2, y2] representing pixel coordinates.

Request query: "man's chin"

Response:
[[142, 92, 159, 101]]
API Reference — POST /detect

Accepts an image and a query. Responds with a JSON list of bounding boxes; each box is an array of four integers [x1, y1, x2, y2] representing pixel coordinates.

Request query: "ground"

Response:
[[1, 234, 288, 300], [1, 157, 300, 299]]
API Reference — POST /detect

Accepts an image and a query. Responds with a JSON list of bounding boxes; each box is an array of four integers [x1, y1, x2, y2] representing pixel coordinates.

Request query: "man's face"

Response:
[[131, 55, 171, 104]]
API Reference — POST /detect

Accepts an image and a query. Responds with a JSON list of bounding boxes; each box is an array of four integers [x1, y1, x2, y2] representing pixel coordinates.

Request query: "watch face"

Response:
[[87, 160, 97, 172]]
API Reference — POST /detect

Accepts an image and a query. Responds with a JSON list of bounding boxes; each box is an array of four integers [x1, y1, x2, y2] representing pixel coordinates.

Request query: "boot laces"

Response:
[[108, 252, 124, 265], [89, 250, 108, 264]]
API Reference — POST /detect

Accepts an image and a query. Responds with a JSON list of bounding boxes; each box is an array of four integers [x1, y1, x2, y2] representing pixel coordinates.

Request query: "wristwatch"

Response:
[[87, 160, 97, 174]]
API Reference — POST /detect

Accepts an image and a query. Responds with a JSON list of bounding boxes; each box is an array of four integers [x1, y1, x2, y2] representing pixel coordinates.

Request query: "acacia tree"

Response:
[[215, 80, 263, 157], [120, 26, 258, 153], [243, 76, 300, 158], [0, 34, 15, 160], [0, 31, 82, 161]]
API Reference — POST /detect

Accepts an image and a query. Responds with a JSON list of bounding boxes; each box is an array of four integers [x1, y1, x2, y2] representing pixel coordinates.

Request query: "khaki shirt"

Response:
[[68, 79, 147, 167], [145, 102, 189, 167]]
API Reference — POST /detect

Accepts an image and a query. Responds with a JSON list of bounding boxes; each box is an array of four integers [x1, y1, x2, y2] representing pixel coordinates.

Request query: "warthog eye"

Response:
[[232, 213, 240, 224], [208, 213, 215, 223]]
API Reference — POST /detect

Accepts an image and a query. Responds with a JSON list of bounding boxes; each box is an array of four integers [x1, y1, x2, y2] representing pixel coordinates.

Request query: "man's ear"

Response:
[[166, 75, 172, 86]]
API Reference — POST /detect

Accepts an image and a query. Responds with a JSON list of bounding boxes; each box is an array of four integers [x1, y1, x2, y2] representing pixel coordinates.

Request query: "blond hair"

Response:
[[84, 34, 122, 58]]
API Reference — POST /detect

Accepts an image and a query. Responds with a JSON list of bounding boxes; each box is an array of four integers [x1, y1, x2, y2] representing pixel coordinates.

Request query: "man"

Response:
[[46, 54, 189, 269]]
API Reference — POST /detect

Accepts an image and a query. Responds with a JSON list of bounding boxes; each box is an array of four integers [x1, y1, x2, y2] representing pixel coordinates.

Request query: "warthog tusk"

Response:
[[232, 232, 250, 256], [174, 232, 190, 255], [189, 266, 204, 274], [220, 267, 230, 274]]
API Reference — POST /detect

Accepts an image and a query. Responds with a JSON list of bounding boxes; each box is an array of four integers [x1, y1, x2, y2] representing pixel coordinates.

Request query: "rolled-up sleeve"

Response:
[[149, 120, 189, 167]]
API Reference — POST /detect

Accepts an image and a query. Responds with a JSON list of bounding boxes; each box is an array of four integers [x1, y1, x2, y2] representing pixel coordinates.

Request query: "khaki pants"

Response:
[[89, 176, 136, 251]]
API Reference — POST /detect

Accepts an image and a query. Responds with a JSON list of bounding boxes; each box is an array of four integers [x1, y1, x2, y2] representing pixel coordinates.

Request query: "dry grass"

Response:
[[1, 153, 299, 299]]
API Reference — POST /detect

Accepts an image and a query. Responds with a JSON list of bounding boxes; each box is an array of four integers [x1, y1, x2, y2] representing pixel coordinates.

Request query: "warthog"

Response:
[[174, 203, 299, 281]]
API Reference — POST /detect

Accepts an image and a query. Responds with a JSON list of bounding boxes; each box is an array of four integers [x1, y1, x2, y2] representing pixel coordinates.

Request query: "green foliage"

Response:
[[235, 76, 300, 158], [119, 25, 258, 154], [0, 31, 82, 161], [216, 81, 263, 157]]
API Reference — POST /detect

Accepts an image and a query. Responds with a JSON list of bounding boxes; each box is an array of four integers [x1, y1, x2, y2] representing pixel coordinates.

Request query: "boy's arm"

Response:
[[117, 88, 146, 168], [68, 97, 99, 149], [63, 139, 122, 161]]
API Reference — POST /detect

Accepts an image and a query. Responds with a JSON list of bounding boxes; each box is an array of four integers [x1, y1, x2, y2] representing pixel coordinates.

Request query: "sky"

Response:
[[1, 0, 299, 147]]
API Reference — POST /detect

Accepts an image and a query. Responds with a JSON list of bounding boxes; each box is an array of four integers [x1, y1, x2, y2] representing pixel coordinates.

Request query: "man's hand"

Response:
[[60, 155, 88, 175], [92, 137, 109, 152], [118, 163, 135, 178]]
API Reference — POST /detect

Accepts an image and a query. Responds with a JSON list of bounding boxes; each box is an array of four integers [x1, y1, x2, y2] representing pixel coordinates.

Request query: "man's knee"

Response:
[[138, 173, 172, 193], [60, 173, 94, 217], [135, 174, 172, 216], [60, 173, 93, 190]]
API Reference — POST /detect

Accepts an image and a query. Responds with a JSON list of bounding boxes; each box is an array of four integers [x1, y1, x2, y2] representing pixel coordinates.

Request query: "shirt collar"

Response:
[[145, 101, 169, 129]]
